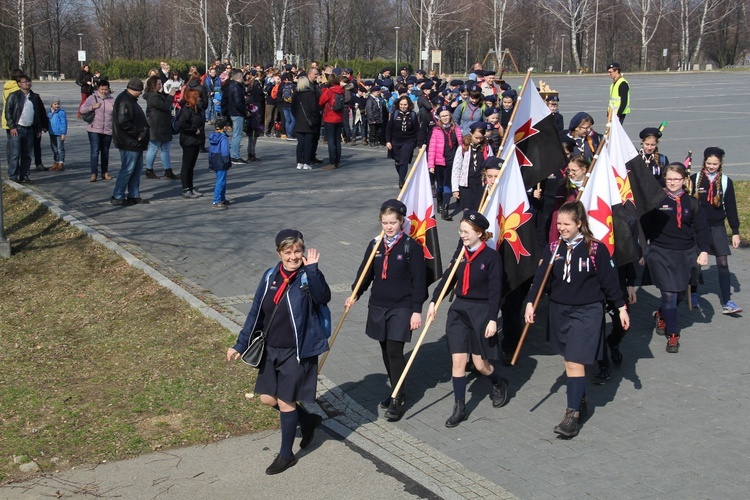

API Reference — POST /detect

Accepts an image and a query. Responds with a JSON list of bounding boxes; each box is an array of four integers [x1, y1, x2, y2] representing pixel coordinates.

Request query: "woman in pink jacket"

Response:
[[79, 79, 115, 182], [427, 105, 462, 220]]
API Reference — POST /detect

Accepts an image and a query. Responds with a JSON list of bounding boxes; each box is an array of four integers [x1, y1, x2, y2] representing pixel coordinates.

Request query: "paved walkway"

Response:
[[3, 73, 750, 499]]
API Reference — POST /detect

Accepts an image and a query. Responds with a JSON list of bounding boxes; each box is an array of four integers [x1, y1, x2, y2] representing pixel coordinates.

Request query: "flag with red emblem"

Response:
[[483, 149, 539, 295], [502, 78, 567, 189], [579, 143, 621, 257], [401, 153, 443, 284]]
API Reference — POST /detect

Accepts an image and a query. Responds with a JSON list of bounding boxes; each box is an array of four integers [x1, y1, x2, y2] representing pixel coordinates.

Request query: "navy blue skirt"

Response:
[[548, 301, 604, 365], [643, 244, 701, 292], [445, 298, 500, 360], [254, 346, 318, 404], [366, 305, 413, 343], [707, 225, 731, 257]]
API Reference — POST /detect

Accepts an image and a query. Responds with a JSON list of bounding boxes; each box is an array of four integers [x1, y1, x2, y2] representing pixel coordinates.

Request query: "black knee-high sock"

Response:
[[452, 376, 467, 400], [488, 365, 502, 385], [296, 403, 311, 427], [279, 410, 298, 458], [566, 376, 586, 411], [718, 258, 731, 304]]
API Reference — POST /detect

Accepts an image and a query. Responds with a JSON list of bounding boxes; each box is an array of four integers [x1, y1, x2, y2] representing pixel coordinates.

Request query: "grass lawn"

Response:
[[0, 185, 276, 484], [732, 181, 750, 244]]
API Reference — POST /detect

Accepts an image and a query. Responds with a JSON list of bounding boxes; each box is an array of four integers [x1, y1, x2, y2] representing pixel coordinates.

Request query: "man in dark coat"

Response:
[[5, 74, 44, 182], [111, 78, 150, 205]]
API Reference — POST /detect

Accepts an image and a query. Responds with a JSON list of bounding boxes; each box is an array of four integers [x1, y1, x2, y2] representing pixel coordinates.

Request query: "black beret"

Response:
[[437, 105, 452, 114], [474, 70, 486, 77], [639, 127, 662, 140], [469, 121, 489, 132], [484, 157, 503, 171], [363, 79, 374, 86], [569, 111, 592, 131], [703, 147, 725, 159], [450, 79, 464, 86], [462, 210, 489, 230], [284, 64, 292, 70], [381, 67, 391, 73], [459, 85, 469, 92], [400, 66, 408, 71], [406, 76, 418, 84], [484, 95, 498, 104], [607, 62, 621, 70], [484, 107, 500, 117], [430, 95, 445, 106], [483, 70, 497, 76], [500, 83, 511, 91], [415, 68, 426, 75], [275, 229, 304, 247], [502, 89, 517, 99], [545, 94, 560, 102], [380, 199, 407, 216], [421, 80, 434, 90]]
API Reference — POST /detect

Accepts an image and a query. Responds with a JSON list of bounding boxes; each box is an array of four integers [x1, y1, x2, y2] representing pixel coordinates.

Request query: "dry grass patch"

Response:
[[0, 185, 277, 484]]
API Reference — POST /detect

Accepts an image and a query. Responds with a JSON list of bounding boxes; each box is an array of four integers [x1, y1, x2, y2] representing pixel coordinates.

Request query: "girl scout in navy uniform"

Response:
[[346, 200, 427, 421], [524, 201, 629, 438], [690, 147, 742, 314], [642, 164, 710, 353], [426, 210, 509, 428], [639, 127, 669, 187]]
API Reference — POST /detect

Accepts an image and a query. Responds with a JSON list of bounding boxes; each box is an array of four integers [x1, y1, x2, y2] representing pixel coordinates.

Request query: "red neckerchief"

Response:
[[705, 171, 716, 205], [274, 265, 298, 304], [461, 242, 486, 295], [467, 103, 480, 121], [442, 125, 454, 150], [381, 232, 403, 280], [665, 189, 684, 229]]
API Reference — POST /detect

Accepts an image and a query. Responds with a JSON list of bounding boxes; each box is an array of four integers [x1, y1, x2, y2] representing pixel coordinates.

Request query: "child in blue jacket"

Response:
[[47, 97, 68, 171], [208, 118, 232, 209]]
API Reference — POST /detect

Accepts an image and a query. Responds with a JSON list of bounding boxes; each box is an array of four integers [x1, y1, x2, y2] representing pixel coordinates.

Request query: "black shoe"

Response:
[[380, 395, 392, 409], [610, 344, 623, 367], [312, 157, 324, 164], [232, 157, 248, 164], [35, 164, 49, 172], [554, 409, 580, 438], [19, 177, 34, 184], [126, 197, 150, 205], [384, 394, 405, 420], [445, 399, 467, 428], [163, 169, 179, 180], [265, 454, 297, 475], [441, 205, 453, 221], [145, 169, 159, 179], [398, 180, 405, 189], [491, 378, 509, 408], [592, 366, 611, 385], [578, 397, 588, 423], [110, 196, 125, 206], [299, 414, 322, 450]]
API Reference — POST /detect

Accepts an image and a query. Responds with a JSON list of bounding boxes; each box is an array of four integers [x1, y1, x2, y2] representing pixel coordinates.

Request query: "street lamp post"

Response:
[[464, 28, 470, 74], [395, 27, 400, 72], [77, 33, 83, 67], [249, 25, 253, 66], [560, 35, 565, 73]]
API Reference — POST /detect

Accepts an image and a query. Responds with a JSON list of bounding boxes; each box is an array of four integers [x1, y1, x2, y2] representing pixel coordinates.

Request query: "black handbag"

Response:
[[241, 292, 284, 368], [81, 96, 98, 124]]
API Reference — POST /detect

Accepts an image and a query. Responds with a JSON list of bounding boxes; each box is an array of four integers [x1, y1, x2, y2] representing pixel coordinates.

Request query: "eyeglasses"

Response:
[[664, 178, 684, 183]]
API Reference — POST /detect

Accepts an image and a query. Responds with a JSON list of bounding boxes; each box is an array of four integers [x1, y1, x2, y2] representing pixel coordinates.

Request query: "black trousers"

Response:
[[181, 144, 201, 190]]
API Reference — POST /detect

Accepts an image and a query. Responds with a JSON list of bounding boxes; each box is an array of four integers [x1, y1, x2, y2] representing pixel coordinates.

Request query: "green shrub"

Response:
[[322, 58, 410, 78], [90, 59, 207, 80]]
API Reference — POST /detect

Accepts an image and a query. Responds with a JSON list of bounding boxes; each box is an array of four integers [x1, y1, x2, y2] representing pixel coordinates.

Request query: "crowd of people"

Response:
[[2, 58, 742, 468]]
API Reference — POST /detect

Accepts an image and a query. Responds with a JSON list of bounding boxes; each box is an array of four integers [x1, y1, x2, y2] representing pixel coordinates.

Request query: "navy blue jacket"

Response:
[[234, 263, 331, 361], [223, 80, 247, 117]]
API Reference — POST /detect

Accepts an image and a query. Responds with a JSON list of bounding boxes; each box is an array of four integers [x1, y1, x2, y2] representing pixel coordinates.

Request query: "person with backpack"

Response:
[[280, 73, 296, 141], [452, 86, 485, 136], [525, 201, 629, 438], [385, 95, 419, 188], [226, 230, 331, 475], [690, 147, 742, 314], [318, 74, 346, 170], [639, 127, 669, 187], [345, 199, 428, 421]]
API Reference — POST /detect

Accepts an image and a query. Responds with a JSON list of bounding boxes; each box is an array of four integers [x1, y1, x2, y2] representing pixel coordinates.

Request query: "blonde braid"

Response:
[[713, 169, 723, 208]]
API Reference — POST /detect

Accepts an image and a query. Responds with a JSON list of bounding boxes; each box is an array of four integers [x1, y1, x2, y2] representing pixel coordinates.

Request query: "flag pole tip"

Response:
[[527, 67, 534, 72]]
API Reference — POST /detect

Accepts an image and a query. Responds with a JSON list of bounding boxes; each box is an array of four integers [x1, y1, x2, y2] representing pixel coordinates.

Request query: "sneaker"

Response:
[[296, 163, 303, 170], [110, 196, 125, 206], [554, 409, 580, 438], [491, 378, 509, 408], [690, 293, 700, 308], [287, 137, 296, 141], [592, 366, 611, 385], [301, 164, 313, 170], [265, 454, 297, 475], [35, 164, 49, 172], [212, 202, 228, 209], [183, 189, 199, 199], [231, 157, 248, 164], [653, 310, 666, 336], [666, 334, 680, 353], [722, 301, 742, 315], [321, 163, 338, 170]]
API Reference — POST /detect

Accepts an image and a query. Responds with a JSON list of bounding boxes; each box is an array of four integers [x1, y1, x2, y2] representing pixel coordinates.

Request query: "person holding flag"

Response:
[[345, 199, 428, 422], [524, 201, 629, 438], [642, 164, 710, 353], [426, 210, 509, 428], [451, 121, 494, 211]]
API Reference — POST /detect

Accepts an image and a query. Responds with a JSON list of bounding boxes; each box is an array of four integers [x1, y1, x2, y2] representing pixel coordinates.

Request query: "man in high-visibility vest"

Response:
[[607, 62, 630, 124]]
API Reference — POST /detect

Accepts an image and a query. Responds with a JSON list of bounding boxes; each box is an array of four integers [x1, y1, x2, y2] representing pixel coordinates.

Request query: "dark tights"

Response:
[[379, 340, 406, 395], [660, 290, 684, 336]]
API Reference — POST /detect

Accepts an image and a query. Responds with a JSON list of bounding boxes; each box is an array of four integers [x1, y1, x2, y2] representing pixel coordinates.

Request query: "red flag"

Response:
[[502, 78, 567, 189], [484, 149, 539, 295], [401, 153, 443, 284]]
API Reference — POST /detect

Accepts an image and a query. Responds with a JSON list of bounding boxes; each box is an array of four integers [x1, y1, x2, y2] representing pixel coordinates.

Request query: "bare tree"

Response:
[[538, 0, 593, 71], [677, 0, 733, 70], [626, 0, 665, 70], [408, 0, 469, 68], [0, 0, 49, 69]]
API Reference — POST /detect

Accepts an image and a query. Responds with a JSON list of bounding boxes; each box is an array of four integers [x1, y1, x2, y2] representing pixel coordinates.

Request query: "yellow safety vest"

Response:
[[609, 77, 630, 115]]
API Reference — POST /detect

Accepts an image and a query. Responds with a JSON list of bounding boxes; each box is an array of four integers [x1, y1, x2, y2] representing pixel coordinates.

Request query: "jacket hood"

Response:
[[329, 85, 345, 94], [209, 131, 225, 146], [4, 80, 19, 93]]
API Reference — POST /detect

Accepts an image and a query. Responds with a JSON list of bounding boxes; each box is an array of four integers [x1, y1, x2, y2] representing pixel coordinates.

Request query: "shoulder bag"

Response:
[[81, 96, 98, 124], [241, 288, 286, 368]]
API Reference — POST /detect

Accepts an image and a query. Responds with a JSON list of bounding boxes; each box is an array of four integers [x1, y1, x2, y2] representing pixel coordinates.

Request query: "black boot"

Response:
[[445, 399, 467, 428], [553, 409, 580, 438], [491, 378, 509, 408], [145, 169, 159, 179], [441, 204, 453, 221], [384, 393, 405, 420]]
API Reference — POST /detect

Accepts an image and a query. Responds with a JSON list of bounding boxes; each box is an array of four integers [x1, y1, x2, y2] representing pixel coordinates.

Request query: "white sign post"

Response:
[[78, 51, 87, 63]]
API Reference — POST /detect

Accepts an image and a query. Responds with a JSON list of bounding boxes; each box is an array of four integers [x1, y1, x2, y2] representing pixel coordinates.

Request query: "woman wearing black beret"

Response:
[[346, 199, 428, 421], [426, 210, 509, 428], [227, 229, 331, 474], [639, 127, 669, 187]]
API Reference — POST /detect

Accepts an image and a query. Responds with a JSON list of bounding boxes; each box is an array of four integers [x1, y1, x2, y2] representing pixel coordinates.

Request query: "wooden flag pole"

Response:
[[510, 125, 612, 366], [318, 146, 427, 374]]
